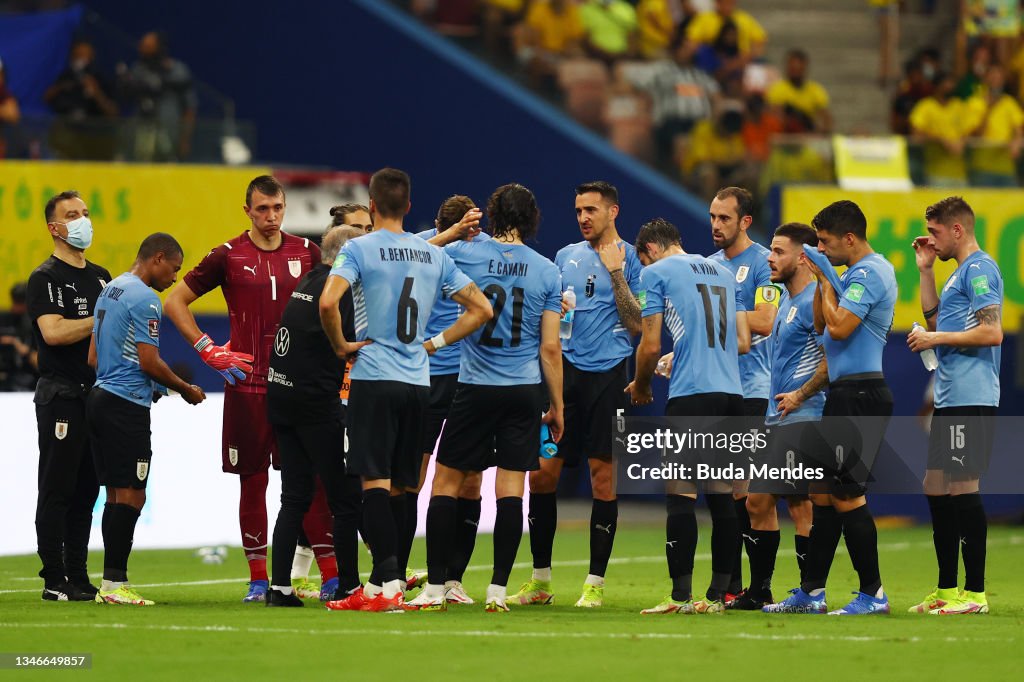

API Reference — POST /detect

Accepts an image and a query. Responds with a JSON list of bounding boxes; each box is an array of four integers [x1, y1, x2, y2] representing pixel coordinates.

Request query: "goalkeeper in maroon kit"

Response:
[[165, 175, 338, 602]]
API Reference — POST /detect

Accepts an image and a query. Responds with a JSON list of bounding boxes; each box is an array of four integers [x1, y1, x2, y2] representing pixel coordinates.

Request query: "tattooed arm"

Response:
[[907, 304, 1003, 352], [774, 356, 829, 417]]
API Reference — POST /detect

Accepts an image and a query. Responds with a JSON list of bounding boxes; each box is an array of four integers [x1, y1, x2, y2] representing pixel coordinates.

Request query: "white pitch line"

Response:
[[2, 536, 1021, 596], [0, 621, 1013, 645]]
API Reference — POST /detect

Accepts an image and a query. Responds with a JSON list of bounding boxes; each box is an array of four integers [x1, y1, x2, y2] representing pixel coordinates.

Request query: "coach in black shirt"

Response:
[[266, 226, 363, 607], [26, 190, 111, 601]]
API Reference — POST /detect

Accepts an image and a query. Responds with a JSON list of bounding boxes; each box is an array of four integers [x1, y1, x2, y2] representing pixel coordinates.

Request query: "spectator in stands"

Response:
[[411, 0, 480, 44], [682, 107, 754, 199], [963, 0, 1021, 66], [44, 40, 119, 161], [630, 44, 720, 173], [0, 57, 21, 159], [580, 0, 638, 64], [482, 0, 527, 55], [0, 282, 38, 391], [766, 49, 832, 134], [515, 0, 586, 89], [741, 92, 782, 163], [637, 0, 695, 60], [685, 0, 765, 67], [954, 41, 992, 99], [119, 31, 197, 162], [968, 64, 1023, 186], [891, 57, 933, 135], [693, 19, 743, 86], [909, 71, 985, 186]]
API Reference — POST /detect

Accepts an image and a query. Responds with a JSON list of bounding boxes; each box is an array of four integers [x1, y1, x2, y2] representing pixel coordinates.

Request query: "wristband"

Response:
[[194, 333, 214, 353], [430, 333, 448, 350], [922, 305, 938, 319]]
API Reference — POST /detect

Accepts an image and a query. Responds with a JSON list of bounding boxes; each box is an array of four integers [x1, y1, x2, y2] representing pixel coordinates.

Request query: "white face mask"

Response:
[[55, 216, 93, 250]]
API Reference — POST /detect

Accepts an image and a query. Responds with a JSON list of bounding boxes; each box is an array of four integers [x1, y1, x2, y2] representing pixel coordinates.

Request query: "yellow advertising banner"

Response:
[[783, 186, 1024, 331], [0, 161, 271, 313]]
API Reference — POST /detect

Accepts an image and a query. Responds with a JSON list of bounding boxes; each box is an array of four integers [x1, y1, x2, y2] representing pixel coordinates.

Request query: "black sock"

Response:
[[335, 478, 362, 593], [447, 497, 481, 582], [390, 493, 409, 578], [954, 493, 987, 593], [731, 496, 750, 593], [99, 503, 114, 585], [425, 495, 457, 586], [927, 494, 959, 589], [102, 503, 140, 583], [795, 534, 810, 583], [705, 493, 737, 599], [840, 505, 881, 596], [270, 490, 309, 588], [363, 489, 399, 585], [491, 497, 524, 587], [528, 492, 557, 570], [802, 505, 842, 592], [666, 496, 696, 601], [747, 529, 781, 597], [588, 499, 618, 577]]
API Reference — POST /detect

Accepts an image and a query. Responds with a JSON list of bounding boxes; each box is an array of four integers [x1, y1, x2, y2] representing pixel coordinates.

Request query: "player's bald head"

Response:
[[321, 226, 364, 265]]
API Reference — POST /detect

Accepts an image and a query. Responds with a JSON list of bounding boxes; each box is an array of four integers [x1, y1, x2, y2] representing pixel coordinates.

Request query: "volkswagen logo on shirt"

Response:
[[274, 327, 291, 356]]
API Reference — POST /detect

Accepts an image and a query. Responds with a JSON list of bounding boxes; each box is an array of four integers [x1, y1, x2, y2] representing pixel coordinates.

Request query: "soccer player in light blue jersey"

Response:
[[706, 187, 780, 601], [907, 197, 1003, 615], [739, 223, 823, 610], [512, 181, 643, 609], [319, 168, 492, 613], [625, 218, 751, 615], [767, 200, 897, 616], [407, 183, 564, 613], [87, 233, 206, 606]]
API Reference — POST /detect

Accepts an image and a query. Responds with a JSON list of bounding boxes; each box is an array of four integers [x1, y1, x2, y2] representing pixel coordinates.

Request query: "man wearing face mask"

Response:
[[26, 190, 112, 601]]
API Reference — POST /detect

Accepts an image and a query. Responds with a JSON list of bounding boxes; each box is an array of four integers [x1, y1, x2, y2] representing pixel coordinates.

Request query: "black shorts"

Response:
[[86, 387, 153, 490], [438, 383, 543, 472], [346, 379, 428, 488], [560, 357, 629, 466], [420, 373, 459, 454], [665, 392, 745, 478], [665, 392, 744, 418], [748, 420, 816, 496], [814, 376, 893, 498], [927, 406, 997, 478], [742, 398, 770, 418]]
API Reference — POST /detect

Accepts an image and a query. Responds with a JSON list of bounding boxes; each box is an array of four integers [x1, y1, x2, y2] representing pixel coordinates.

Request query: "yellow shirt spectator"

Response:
[[526, 1, 586, 54], [766, 79, 830, 120], [637, 0, 679, 59], [909, 96, 986, 184], [686, 8, 765, 56], [580, 0, 638, 56], [683, 118, 745, 174], [971, 92, 1024, 177]]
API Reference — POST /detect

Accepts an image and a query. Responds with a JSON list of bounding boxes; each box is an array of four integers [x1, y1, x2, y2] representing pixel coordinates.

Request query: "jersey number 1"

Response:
[[696, 283, 728, 349]]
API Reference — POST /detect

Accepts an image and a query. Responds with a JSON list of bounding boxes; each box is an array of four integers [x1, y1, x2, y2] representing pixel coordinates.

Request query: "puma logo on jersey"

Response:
[[243, 265, 258, 276], [65, 283, 77, 292], [951, 455, 967, 467], [742, 533, 758, 545], [568, 259, 582, 268], [795, 552, 807, 561], [666, 540, 677, 548]]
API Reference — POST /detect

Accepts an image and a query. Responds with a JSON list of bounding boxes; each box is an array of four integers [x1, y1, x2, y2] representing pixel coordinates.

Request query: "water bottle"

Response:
[[540, 422, 558, 459], [912, 322, 939, 371], [559, 286, 576, 340]]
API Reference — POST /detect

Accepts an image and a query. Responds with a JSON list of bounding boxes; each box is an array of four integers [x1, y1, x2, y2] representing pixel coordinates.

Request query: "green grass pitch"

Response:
[[1, 523, 1021, 681]]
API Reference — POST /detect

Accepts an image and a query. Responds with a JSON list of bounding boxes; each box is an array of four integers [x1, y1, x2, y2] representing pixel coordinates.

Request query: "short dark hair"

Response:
[[811, 200, 867, 240], [787, 48, 809, 63], [246, 175, 286, 206], [329, 203, 369, 227], [575, 181, 619, 206], [925, 196, 975, 230], [368, 168, 411, 219], [487, 184, 540, 241], [44, 190, 81, 222], [715, 186, 754, 220], [136, 232, 183, 261], [774, 222, 818, 247], [436, 195, 476, 232], [10, 281, 27, 305], [635, 218, 681, 252]]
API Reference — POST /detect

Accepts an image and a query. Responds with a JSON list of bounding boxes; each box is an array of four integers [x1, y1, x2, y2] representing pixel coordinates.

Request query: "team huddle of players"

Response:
[[76, 169, 1002, 616]]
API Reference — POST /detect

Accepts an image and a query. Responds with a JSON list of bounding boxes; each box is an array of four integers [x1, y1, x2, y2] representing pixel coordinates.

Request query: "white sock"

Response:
[[363, 582, 382, 599], [809, 588, 825, 597], [421, 583, 445, 600], [874, 586, 885, 599], [382, 579, 403, 599], [584, 574, 604, 587], [101, 579, 123, 592], [271, 585, 294, 596], [486, 584, 507, 602], [291, 545, 315, 580], [533, 567, 552, 582], [444, 580, 459, 589]]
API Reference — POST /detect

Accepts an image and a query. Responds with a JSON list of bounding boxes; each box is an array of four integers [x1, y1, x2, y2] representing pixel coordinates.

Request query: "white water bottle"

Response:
[[559, 286, 576, 339], [912, 322, 939, 371]]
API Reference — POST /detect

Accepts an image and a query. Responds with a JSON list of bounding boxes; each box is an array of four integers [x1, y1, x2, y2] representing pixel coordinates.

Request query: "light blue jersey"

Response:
[[709, 242, 777, 400], [332, 230, 472, 387], [935, 250, 1002, 408], [416, 229, 491, 375], [446, 239, 562, 385], [555, 240, 642, 372], [823, 253, 897, 382], [766, 283, 825, 425], [639, 253, 742, 399], [92, 272, 161, 408]]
